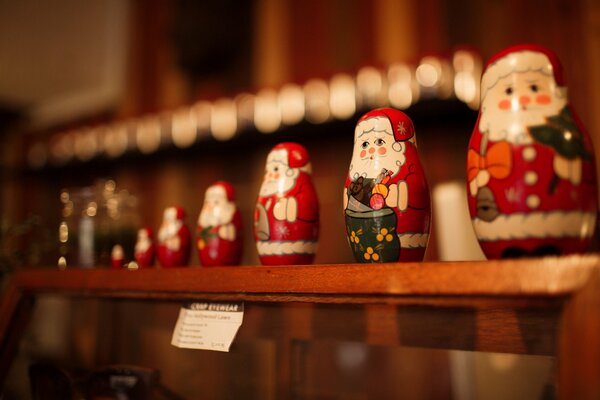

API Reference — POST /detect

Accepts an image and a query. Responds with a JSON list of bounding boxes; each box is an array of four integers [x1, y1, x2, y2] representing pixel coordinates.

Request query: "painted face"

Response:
[[479, 52, 567, 143], [135, 229, 151, 252], [159, 207, 182, 241], [259, 149, 299, 197], [112, 244, 123, 259], [199, 185, 235, 227], [137, 229, 149, 241], [163, 207, 177, 223], [490, 70, 555, 113], [349, 116, 405, 180]]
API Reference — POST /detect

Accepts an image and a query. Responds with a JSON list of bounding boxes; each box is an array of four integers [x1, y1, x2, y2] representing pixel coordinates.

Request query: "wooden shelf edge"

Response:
[[8, 254, 599, 300], [3, 255, 598, 387]]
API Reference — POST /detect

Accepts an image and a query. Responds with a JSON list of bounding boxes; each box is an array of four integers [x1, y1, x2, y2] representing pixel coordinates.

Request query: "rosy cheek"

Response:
[[377, 147, 387, 155], [498, 99, 511, 110], [273, 173, 280, 180], [536, 94, 551, 105], [368, 147, 376, 154], [360, 150, 366, 158]]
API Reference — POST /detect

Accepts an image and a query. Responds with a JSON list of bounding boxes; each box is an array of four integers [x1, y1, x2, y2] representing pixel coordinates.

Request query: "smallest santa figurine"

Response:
[[111, 244, 124, 269], [197, 181, 243, 266], [134, 227, 155, 268], [157, 206, 191, 268]]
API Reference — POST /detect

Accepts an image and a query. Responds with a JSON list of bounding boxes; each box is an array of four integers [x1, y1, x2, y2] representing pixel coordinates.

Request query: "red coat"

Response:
[[255, 172, 319, 265], [391, 143, 431, 261], [467, 115, 597, 259], [197, 210, 243, 266], [157, 225, 191, 268], [134, 243, 155, 268]]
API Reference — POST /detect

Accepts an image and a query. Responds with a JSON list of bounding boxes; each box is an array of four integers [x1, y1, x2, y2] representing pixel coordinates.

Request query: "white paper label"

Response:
[[171, 302, 244, 352]]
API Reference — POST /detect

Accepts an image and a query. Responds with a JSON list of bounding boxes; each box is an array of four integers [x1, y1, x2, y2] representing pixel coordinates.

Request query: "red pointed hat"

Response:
[[357, 108, 415, 142], [139, 227, 154, 238], [210, 180, 236, 201], [272, 142, 310, 168], [166, 206, 186, 220], [483, 44, 564, 86]]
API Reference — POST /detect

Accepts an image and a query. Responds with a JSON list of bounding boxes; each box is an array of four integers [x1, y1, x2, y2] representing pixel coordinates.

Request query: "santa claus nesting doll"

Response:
[[157, 206, 191, 267], [134, 227, 155, 267], [197, 181, 243, 266], [467, 44, 598, 258], [254, 142, 320, 265], [344, 108, 431, 263], [111, 244, 124, 269]]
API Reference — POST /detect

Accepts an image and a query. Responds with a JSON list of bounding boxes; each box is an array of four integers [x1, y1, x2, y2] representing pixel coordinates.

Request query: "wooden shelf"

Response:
[[2, 255, 600, 398], [5, 254, 599, 302]]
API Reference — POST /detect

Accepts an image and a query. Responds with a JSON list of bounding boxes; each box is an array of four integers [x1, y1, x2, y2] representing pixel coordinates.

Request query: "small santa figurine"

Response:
[[254, 142, 319, 265], [197, 181, 243, 266], [111, 244, 124, 269], [344, 108, 431, 263], [134, 227, 155, 268], [467, 44, 597, 258], [157, 206, 191, 267]]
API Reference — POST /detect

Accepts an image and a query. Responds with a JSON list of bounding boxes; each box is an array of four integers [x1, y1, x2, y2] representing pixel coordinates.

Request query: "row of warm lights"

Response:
[[27, 50, 482, 169]]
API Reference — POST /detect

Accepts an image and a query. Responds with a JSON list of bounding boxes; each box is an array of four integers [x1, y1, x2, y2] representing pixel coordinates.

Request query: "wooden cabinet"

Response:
[[1, 255, 599, 398]]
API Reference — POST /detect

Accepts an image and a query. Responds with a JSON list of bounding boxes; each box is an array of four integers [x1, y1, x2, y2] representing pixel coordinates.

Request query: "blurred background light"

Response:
[[103, 124, 129, 158], [416, 58, 441, 88], [211, 97, 237, 141], [235, 93, 255, 132], [304, 78, 330, 124], [136, 117, 162, 154], [74, 129, 98, 162], [329, 73, 356, 120], [387, 63, 416, 109], [356, 66, 387, 109], [453, 49, 482, 109], [171, 107, 198, 148], [192, 101, 212, 140], [279, 83, 305, 126], [254, 88, 281, 134], [50, 132, 74, 164]]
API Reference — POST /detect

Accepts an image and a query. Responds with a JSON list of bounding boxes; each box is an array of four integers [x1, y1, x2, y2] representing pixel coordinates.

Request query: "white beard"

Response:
[[259, 171, 297, 197], [479, 97, 567, 143], [199, 202, 235, 227], [158, 220, 182, 243], [348, 145, 405, 180], [135, 237, 151, 253]]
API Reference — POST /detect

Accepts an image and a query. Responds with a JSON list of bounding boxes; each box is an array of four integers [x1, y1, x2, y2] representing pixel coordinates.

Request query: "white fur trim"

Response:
[[399, 233, 429, 248], [257, 240, 318, 256], [473, 211, 596, 241], [355, 116, 393, 140], [481, 50, 556, 102]]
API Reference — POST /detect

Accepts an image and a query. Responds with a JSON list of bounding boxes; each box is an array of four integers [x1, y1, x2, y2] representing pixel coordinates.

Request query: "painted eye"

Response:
[[273, 166, 279, 172], [361, 141, 369, 149], [530, 84, 539, 93], [374, 138, 385, 146], [504, 87, 513, 95]]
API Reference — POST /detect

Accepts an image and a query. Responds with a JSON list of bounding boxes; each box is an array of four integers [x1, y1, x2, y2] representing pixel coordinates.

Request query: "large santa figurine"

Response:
[[157, 206, 191, 267], [197, 181, 243, 266], [134, 227, 155, 268], [467, 44, 597, 258], [344, 108, 431, 263], [254, 142, 319, 265]]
